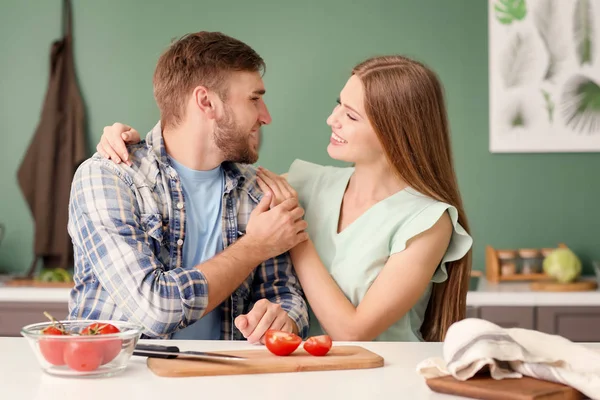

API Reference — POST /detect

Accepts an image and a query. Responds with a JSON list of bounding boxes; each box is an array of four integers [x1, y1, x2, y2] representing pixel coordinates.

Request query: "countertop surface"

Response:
[[0, 286, 71, 302], [4, 337, 599, 400], [0, 338, 447, 400], [2, 277, 600, 307], [466, 276, 600, 306]]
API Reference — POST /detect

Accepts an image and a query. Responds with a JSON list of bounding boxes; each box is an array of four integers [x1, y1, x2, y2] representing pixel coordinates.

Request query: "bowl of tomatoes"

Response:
[[21, 313, 144, 377]]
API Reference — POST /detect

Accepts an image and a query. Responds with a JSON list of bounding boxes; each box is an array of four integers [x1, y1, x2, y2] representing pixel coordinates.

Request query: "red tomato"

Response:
[[81, 322, 120, 335], [81, 323, 122, 365], [64, 341, 104, 372], [265, 330, 302, 356], [39, 326, 68, 366], [303, 335, 332, 356]]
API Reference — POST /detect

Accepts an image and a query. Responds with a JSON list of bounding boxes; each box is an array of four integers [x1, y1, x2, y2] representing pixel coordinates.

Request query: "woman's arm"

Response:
[[290, 216, 451, 341], [256, 167, 453, 341], [96, 122, 141, 165]]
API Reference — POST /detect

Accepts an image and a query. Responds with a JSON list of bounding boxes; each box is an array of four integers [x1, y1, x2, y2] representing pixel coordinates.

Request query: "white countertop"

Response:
[[0, 286, 71, 302], [0, 337, 458, 400], [7, 338, 599, 400], [2, 276, 600, 307], [466, 277, 600, 307]]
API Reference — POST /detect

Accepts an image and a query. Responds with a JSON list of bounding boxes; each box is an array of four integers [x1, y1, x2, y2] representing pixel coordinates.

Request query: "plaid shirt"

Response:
[[67, 122, 309, 340]]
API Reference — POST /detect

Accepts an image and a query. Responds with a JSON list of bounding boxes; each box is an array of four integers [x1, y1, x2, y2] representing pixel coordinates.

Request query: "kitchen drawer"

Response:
[[466, 306, 480, 319], [479, 306, 535, 329], [536, 306, 600, 342], [0, 302, 68, 336]]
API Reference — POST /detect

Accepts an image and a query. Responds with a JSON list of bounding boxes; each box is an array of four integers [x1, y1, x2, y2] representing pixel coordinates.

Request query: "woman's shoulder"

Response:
[[288, 159, 352, 176], [385, 187, 442, 214], [392, 189, 463, 232], [287, 159, 353, 186]]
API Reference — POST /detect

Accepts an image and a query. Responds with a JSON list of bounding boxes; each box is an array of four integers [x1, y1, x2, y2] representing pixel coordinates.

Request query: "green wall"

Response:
[[1, 0, 598, 275]]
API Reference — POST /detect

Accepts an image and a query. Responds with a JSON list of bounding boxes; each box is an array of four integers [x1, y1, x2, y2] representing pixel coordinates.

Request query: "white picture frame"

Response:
[[489, 0, 600, 153]]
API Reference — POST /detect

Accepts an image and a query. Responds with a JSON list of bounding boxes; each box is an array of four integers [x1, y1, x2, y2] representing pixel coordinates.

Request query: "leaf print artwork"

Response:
[[560, 75, 600, 134], [500, 32, 539, 88], [542, 89, 555, 123], [489, 0, 600, 152], [494, 0, 527, 25], [533, 0, 568, 80], [505, 101, 530, 130], [573, 0, 594, 66]]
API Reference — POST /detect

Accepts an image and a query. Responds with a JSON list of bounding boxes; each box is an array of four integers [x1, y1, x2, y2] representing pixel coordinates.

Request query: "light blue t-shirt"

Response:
[[168, 156, 224, 340]]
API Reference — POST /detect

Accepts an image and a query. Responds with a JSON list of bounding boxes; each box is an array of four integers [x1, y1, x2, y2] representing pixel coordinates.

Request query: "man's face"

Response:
[[213, 71, 271, 164]]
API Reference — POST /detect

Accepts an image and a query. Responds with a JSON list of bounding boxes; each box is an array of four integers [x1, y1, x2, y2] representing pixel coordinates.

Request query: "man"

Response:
[[67, 31, 309, 342]]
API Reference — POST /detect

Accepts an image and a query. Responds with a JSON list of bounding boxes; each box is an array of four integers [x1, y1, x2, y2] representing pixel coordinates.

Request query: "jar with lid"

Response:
[[541, 248, 556, 259], [519, 249, 543, 274], [540, 248, 556, 275], [498, 250, 518, 276]]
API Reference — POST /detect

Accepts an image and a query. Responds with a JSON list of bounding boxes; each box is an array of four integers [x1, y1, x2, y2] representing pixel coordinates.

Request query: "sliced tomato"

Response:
[[264, 330, 302, 356], [39, 325, 68, 366], [303, 335, 332, 356], [81, 322, 122, 365]]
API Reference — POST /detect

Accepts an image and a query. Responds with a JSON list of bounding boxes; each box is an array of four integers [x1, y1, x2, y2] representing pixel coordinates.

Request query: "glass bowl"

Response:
[[21, 319, 144, 378]]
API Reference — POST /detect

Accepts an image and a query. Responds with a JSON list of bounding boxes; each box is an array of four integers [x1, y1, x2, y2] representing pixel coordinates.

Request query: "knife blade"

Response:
[[133, 344, 246, 362]]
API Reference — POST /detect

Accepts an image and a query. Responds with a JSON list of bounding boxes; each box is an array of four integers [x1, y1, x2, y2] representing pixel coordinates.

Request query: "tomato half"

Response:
[[264, 330, 302, 356], [39, 326, 68, 366], [81, 323, 122, 365], [303, 335, 332, 356]]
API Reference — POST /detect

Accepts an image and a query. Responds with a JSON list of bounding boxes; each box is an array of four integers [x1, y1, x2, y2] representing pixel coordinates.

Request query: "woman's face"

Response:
[[326, 75, 384, 164]]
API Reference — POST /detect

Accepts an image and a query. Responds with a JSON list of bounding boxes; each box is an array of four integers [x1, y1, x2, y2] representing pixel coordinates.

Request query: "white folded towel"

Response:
[[416, 318, 600, 399]]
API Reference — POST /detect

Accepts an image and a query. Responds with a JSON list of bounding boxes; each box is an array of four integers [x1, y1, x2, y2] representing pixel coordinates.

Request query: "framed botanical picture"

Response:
[[489, 0, 600, 152]]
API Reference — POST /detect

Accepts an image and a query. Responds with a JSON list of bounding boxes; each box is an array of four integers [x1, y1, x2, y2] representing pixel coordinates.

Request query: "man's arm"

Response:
[[70, 161, 266, 337], [69, 160, 212, 337], [70, 160, 307, 338]]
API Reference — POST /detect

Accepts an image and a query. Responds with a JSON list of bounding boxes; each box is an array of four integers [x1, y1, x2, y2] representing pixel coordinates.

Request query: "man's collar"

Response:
[[222, 162, 247, 193], [146, 121, 170, 167], [145, 121, 258, 195]]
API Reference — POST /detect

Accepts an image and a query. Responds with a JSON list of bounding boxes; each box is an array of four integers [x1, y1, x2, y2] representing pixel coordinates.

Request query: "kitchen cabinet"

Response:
[[2, 293, 600, 342], [465, 306, 479, 319], [479, 306, 535, 329], [471, 305, 600, 342], [536, 306, 600, 342], [0, 302, 68, 337]]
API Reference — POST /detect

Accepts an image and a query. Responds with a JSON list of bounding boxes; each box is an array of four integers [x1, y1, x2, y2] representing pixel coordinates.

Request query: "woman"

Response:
[[96, 55, 473, 342]]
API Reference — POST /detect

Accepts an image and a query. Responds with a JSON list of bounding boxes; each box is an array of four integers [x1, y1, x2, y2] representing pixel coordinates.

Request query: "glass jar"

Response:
[[541, 248, 555, 259], [498, 250, 518, 276], [519, 249, 543, 274]]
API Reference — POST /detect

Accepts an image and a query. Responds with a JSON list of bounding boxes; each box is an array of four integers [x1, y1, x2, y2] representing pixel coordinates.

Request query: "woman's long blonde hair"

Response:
[[352, 56, 472, 342]]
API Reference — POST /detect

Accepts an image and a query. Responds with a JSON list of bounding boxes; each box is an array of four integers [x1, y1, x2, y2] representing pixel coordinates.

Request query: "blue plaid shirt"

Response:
[[67, 122, 309, 340]]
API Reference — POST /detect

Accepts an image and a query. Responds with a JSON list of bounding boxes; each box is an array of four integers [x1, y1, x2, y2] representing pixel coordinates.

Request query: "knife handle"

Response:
[[133, 343, 180, 359]]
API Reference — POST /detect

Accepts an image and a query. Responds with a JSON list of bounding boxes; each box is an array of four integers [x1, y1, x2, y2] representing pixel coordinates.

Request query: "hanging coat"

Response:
[[17, 0, 87, 274]]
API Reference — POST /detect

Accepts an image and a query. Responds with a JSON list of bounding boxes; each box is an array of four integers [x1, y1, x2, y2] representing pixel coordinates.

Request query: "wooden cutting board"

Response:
[[3, 278, 73, 288], [146, 345, 383, 377], [530, 280, 597, 292], [426, 374, 583, 400]]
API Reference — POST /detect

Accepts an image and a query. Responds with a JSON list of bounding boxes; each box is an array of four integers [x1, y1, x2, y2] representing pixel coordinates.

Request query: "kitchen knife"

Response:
[[133, 343, 246, 362]]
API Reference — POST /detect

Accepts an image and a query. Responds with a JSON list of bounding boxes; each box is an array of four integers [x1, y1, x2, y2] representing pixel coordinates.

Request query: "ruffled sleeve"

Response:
[[390, 202, 472, 283]]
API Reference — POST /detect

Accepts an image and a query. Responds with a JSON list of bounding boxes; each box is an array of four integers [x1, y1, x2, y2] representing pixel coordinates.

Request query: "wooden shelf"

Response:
[[486, 243, 568, 283], [496, 273, 551, 282]]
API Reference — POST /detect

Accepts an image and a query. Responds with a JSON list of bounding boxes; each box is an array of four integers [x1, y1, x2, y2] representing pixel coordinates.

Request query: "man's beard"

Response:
[[213, 106, 259, 164]]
